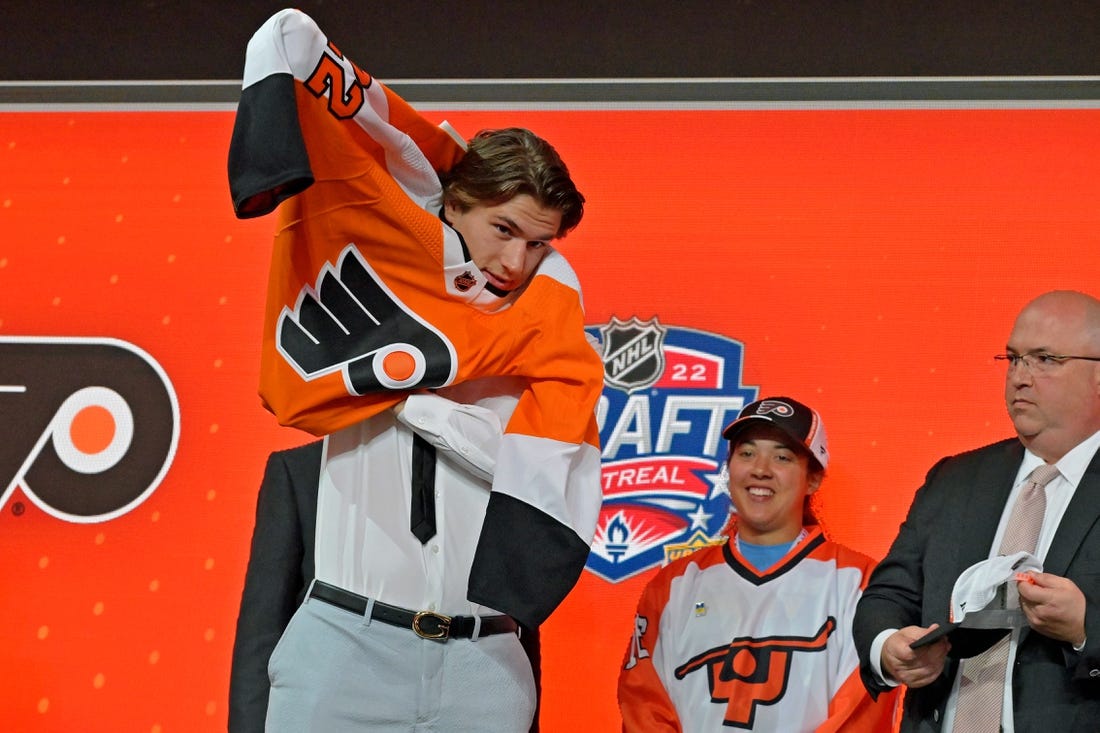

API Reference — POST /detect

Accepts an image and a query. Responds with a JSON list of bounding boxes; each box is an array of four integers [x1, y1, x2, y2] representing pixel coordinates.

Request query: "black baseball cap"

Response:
[[722, 396, 829, 470]]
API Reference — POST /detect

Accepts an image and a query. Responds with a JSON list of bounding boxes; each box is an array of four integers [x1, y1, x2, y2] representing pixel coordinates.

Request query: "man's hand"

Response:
[[882, 626, 950, 687], [1017, 571, 1087, 646]]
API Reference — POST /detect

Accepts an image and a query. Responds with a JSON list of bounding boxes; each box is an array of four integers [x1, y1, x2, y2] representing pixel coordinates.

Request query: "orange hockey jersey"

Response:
[[228, 9, 604, 626]]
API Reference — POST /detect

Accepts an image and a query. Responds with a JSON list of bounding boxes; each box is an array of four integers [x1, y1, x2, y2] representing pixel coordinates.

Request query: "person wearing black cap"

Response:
[[618, 396, 898, 731], [853, 290, 1100, 733]]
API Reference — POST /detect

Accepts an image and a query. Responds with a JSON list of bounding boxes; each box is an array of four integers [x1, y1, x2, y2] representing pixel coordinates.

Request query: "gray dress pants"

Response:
[[265, 594, 536, 732]]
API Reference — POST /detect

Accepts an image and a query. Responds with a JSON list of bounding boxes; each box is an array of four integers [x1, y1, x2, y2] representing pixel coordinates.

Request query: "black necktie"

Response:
[[410, 433, 437, 543]]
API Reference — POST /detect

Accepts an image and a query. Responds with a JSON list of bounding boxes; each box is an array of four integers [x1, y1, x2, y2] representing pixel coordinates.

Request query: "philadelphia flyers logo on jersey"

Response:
[[276, 243, 458, 394], [673, 617, 836, 729]]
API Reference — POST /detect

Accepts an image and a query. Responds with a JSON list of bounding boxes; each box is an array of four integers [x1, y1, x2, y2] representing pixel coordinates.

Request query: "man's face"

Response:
[[1004, 295, 1100, 462], [444, 194, 561, 293], [726, 424, 822, 545]]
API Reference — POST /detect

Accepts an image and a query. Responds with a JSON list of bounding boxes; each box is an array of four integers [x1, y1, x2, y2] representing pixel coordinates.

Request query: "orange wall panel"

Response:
[[1, 108, 1098, 731]]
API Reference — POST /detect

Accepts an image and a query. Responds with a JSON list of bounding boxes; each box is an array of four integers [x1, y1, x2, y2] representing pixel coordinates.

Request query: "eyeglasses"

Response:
[[994, 352, 1100, 374]]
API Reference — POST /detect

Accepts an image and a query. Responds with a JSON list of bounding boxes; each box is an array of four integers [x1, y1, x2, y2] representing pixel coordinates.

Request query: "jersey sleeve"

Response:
[[396, 390, 511, 484], [466, 274, 605, 627], [815, 669, 898, 733], [229, 8, 464, 219], [617, 569, 683, 732], [816, 548, 899, 733]]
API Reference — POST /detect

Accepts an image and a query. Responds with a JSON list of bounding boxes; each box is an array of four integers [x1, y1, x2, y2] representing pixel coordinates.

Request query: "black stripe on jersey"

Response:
[[468, 492, 592, 629], [229, 73, 315, 219], [722, 531, 827, 586]]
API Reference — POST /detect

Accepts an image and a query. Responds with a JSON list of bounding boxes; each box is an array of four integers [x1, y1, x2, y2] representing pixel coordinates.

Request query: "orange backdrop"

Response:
[[1, 107, 1098, 731]]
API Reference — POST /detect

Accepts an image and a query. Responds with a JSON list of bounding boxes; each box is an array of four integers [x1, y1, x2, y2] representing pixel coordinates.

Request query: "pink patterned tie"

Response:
[[952, 463, 1060, 732]]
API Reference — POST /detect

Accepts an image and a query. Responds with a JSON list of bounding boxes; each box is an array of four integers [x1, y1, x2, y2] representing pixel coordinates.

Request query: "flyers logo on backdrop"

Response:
[[585, 317, 757, 582], [674, 617, 836, 729], [0, 337, 179, 523], [277, 244, 457, 393]]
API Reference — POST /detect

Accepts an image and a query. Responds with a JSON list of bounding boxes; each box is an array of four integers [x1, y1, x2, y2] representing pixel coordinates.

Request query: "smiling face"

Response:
[[727, 423, 823, 545], [1004, 291, 1100, 462], [444, 194, 561, 293]]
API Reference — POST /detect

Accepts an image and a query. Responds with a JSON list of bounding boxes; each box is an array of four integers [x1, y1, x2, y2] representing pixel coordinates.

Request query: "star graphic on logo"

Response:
[[687, 503, 714, 531], [705, 469, 729, 500]]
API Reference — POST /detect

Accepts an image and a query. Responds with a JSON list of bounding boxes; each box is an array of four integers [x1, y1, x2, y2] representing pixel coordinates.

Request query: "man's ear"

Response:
[[806, 471, 824, 495]]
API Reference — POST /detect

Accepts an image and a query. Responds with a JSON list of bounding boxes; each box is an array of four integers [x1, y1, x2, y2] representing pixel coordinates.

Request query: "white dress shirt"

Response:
[[314, 376, 525, 617]]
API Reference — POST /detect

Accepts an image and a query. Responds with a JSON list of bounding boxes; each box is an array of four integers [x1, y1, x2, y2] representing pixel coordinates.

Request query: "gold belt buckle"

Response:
[[412, 611, 452, 640]]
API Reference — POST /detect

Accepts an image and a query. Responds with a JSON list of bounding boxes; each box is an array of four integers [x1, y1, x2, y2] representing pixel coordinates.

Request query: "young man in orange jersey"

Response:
[[228, 10, 602, 733]]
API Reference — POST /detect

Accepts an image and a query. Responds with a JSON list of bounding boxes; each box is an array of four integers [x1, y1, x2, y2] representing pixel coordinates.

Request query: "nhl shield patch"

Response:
[[599, 316, 666, 392], [585, 319, 757, 583]]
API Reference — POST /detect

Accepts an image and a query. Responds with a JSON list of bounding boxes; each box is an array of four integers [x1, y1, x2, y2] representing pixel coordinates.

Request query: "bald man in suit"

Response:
[[853, 290, 1100, 732]]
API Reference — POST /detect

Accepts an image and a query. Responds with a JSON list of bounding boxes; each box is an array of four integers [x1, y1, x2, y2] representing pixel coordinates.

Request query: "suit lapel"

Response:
[[955, 440, 1023, 570], [1043, 447, 1100, 577]]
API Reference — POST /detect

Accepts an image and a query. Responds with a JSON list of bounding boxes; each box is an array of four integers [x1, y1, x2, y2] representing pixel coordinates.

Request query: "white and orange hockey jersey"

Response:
[[227, 9, 604, 627], [618, 528, 898, 732]]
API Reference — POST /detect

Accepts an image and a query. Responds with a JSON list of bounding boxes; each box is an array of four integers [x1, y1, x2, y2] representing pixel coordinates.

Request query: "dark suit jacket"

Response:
[[853, 438, 1100, 732], [228, 441, 322, 733], [226, 441, 542, 733]]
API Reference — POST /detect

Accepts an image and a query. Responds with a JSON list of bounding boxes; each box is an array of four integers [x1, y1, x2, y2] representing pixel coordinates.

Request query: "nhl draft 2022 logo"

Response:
[[585, 317, 757, 583]]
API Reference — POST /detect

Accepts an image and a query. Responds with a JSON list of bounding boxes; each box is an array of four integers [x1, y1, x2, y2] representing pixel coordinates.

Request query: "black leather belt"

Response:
[[309, 580, 519, 641]]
